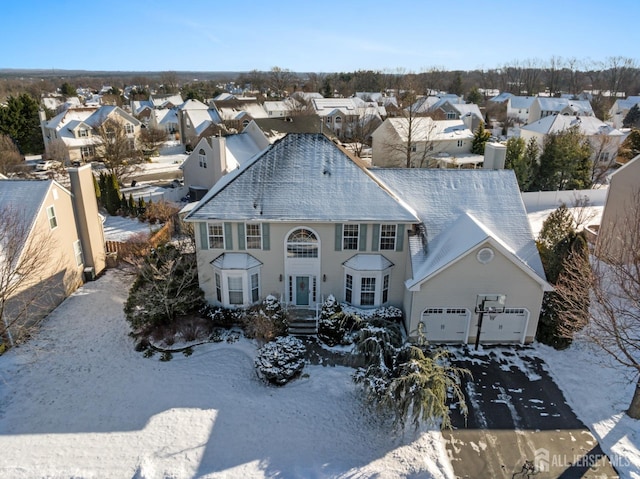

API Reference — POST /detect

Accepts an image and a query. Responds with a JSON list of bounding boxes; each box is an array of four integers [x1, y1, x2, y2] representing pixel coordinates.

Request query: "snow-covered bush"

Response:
[[352, 323, 470, 430], [318, 311, 363, 347], [255, 336, 307, 386], [319, 294, 342, 319], [200, 304, 240, 329], [241, 295, 288, 344]]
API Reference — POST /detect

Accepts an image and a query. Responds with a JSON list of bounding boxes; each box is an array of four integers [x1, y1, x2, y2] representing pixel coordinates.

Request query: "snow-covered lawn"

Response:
[[537, 339, 640, 478], [103, 215, 157, 242], [0, 270, 452, 479]]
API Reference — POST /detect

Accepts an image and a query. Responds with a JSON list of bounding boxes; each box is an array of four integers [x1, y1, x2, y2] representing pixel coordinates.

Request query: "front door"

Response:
[[295, 276, 309, 306]]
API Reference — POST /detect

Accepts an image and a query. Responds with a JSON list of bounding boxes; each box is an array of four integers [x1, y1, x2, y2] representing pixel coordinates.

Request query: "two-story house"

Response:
[[185, 133, 550, 345]]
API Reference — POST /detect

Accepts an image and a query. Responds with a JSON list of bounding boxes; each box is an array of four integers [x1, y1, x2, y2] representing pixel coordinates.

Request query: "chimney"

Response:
[[68, 165, 106, 275], [483, 142, 506, 170]]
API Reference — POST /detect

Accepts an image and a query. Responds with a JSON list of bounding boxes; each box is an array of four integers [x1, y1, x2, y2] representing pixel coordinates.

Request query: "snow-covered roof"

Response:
[[450, 103, 483, 119], [186, 134, 419, 223], [184, 108, 222, 135], [372, 169, 546, 286], [153, 108, 178, 126], [535, 97, 593, 115], [150, 94, 183, 108], [383, 118, 473, 142], [212, 252, 262, 270], [224, 133, 267, 169], [343, 254, 394, 271], [179, 99, 209, 111], [131, 100, 153, 115], [508, 96, 536, 109], [489, 92, 514, 103], [215, 101, 268, 121], [46, 107, 98, 131], [312, 98, 358, 115], [521, 115, 624, 137]]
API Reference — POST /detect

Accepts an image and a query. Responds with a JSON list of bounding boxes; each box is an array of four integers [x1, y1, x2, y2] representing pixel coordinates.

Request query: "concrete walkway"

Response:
[[443, 346, 619, 479]]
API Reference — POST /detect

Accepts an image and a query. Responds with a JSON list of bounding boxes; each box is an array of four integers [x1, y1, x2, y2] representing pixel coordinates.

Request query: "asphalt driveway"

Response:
[[443, 345, 619, 479]]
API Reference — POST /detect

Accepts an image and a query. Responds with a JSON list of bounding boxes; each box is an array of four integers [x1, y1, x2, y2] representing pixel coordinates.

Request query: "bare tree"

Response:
[[0, 133, 23, 176], [0, 205, 62, 346], [590, 133, 620, 185], [601, 56, 638, 97], [159, 71, 180, 94], [556, 191, 640, 418], [267, 66, 296, 98], [94, 117, 142, 185], [138, 126, 168, 157]]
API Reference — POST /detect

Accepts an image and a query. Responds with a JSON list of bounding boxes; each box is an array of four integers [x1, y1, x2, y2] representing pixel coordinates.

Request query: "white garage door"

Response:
[[421, 308, 470, 343], [480, 308, 529, 343]]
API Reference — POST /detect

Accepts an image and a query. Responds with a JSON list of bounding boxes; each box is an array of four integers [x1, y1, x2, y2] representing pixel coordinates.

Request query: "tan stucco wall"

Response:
[[406, 241, 544, 343], [195, 221, 409, 310]]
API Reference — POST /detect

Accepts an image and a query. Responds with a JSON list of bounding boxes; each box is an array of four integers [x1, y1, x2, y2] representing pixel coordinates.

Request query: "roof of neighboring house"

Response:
[[131, 100, 153, 116], [380, 117, 473, 143], [610, 96, 640, 113], [411, 95, 463, 113], [312, 98, 359, 115], [521, 114, 624, 137], [489, 92, 514, 103], [252, 116, 328, 142], [449, 103, 483, 119], [534, 97, 593, 115], [508, 96, 536, 109], [46, 107, 98, 132], [179, 99, 210, 111], [184, 108, 222, 135], [263, 99, 299, 113], [372, 168, 547, 288], [186, 133, 419, 223], [214, 100, 269, 121], [224, 133, 268, 170], [83, 105, 141, 129], [150, 94, 183, 108], [153, 108, 178, 126]]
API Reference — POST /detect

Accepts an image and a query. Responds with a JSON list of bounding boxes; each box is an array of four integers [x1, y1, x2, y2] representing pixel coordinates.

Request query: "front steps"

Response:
[[287, 309, 318, 336]]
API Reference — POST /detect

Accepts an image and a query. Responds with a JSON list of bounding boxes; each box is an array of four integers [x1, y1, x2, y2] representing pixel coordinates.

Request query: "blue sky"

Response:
[[3, 0, 639, 73]]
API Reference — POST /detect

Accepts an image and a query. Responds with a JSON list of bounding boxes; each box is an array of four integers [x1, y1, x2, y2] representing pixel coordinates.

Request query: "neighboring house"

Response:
[[149, 108, 179, 137], [177, 99, 223, 148], [311, 98, 359, 138], [181, 127, 269, 200], [519, 115, 624, 165], [408, 94, 463, 115], [354, 92, 398, 109], [596, 154, 640, 262], [0, 165, 106, 342], [251, 116, 329, 143], [263, 99, 300, 118], [507, 96, 536, 125], [212, 99, 269, 131], [184, 133, 550, 344], [608, 96, 640, 129], [433, 101, 483, 123], [371, 117, 475, 168], [527, 97, 593, 124], [489, 92, 514, 104], [150, 94, 183, 110], [40, 105, 142, 163]]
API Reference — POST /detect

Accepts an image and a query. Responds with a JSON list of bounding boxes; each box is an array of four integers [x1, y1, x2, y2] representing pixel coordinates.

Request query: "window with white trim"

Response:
[[345, 274, 353, 303], [287, 228, 318, 258], [125, 123, 134, 134], [251, 273, 260, 302], [47, 206, 57, 230], [228, 276, 243, 305], [215, 272, 222, 302], [382, 274, 389, 303], [73, 240, 84, 267], [78, 128, 88, 138], [343, 224, 359, 250], [198, 148, 207, 168], [457, 140, 464, 147], [360, 277, 376, 306], [246, 223, 262, 249], [379, 224, 396, 250], [208, 223, 224, 249]]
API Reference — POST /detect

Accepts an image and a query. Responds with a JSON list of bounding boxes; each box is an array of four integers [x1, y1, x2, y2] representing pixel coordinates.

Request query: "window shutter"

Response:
[[199, 222, 208, 250], [371, 224, 380, 252], [335, 223, 342, 251], [359, 224, 367, 251], [262, 223, 270, 250], [237, 223, 246, 250], [396, 224, 405, 252], [224, 222, 233, 250]]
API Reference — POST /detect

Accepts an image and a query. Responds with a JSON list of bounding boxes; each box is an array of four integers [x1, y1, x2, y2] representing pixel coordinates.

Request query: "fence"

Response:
[[104, 221, 173, 262]]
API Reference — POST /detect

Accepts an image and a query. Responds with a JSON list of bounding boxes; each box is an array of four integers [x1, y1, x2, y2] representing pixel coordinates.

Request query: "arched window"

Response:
[[199, 148, 207, 168], [287, 228, 318, 258]]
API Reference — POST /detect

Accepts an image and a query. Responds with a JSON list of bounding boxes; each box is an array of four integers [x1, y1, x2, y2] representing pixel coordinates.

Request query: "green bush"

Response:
[[255, 336, 306, 386]]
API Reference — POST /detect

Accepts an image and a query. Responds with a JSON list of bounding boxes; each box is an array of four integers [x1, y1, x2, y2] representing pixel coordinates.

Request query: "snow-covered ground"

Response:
[[103, 215, 157, 242], [0, 270, 452, 479]]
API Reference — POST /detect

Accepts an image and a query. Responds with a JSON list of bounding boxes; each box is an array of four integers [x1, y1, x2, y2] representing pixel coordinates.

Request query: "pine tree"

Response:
[[128, 194, 136, 216], [623, 104, 640, 128], [0, 93, 44, 154], [471, 122, 491, 155], [105, 173, 121, 215], [137, 197, 146, 217]]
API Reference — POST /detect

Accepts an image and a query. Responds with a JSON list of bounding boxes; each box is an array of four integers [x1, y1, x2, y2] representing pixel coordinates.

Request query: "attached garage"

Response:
[[421, 308, 471, 343], [479, 308, 529, 343]]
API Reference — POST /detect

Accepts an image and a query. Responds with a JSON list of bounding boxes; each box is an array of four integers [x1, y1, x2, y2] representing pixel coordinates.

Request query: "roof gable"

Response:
[[186, 134, 419, 223]]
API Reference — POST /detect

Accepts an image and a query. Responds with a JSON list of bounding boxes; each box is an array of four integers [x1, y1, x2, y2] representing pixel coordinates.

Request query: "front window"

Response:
[[246, 223, 262, 249], [78, 128, 88, 138], [360, 277, 376, 306], [228, 276, 243, 305], [380, 225, 396, 250], [125, 123, 134, 134], [81, 146, 94, 159], [215, 273, 222, 302], [345, 274, 353, 303], [251, 273, 260, 302], [382, 274, 389, 303], [47, 206, 57, 230], [287, 228, 318, 258], [208, 223, 224, 249], [343, 224, 359, 250]]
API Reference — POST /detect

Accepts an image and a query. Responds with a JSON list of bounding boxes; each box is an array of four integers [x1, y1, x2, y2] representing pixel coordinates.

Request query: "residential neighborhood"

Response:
[[1, 2, 640, 478]]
